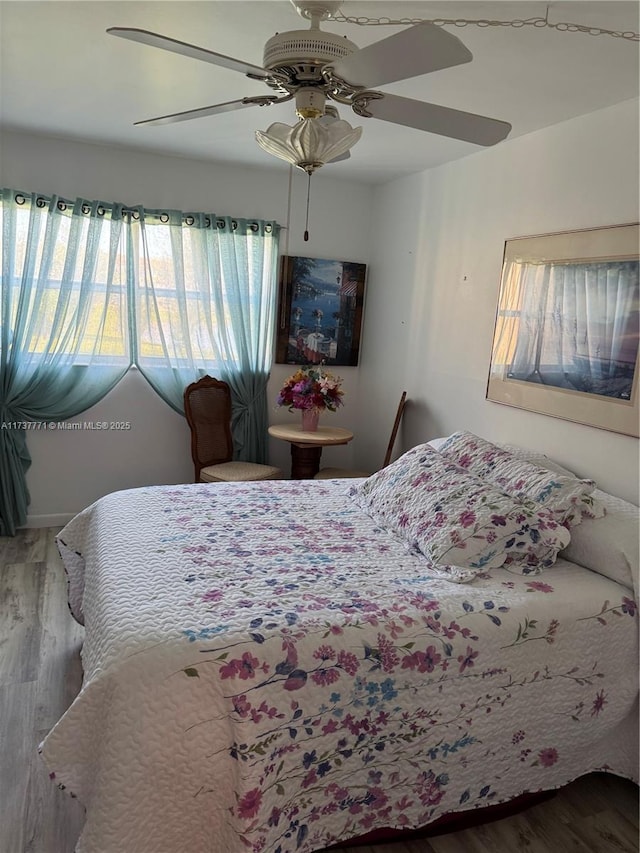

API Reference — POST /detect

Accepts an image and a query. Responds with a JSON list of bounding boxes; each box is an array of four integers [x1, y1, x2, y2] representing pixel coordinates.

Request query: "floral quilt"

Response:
[[42, 480, 639, 853]]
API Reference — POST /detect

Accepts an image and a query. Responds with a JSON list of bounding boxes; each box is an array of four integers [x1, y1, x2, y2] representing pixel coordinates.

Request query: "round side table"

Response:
[[268, 423, 354, 479]]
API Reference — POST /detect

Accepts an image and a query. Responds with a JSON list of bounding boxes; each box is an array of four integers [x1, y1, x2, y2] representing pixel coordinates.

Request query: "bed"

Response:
[[41, 433, 639, 853]]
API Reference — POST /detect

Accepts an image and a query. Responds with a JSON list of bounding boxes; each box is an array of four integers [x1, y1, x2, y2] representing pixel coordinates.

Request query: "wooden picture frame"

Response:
[[487, 223, 639, 437], [275, 256, 366, 366]]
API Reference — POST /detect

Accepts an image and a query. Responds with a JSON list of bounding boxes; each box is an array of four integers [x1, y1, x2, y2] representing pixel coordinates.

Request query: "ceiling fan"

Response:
[[107, 0, 512, 173]]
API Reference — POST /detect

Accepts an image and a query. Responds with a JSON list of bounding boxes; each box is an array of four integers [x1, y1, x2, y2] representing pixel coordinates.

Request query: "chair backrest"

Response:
[[183, 376, 234, 481], [382, 391, 408, 469]]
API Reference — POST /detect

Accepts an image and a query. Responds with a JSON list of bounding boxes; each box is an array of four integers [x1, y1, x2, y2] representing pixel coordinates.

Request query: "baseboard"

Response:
[[22, 513, 76, 529]]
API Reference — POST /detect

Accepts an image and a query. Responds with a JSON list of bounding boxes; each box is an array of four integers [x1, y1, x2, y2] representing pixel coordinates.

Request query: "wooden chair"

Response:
[[314, 391, 408, 480], [184, 376, 282, 483]]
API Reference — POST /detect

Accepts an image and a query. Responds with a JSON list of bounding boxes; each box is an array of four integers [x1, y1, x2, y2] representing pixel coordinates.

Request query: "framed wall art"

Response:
[[275, 255, 366, 366], [487, 223, 639, 437]]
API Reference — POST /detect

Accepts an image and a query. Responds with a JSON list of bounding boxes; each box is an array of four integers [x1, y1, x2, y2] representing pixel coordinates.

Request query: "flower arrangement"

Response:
[[276, 365, 344, 412]]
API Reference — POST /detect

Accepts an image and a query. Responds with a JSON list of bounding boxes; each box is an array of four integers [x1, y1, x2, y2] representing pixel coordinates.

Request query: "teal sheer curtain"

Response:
[[0, 190, 130, 535], [1, 189, 280, 534], [135, 211, 280, 462]]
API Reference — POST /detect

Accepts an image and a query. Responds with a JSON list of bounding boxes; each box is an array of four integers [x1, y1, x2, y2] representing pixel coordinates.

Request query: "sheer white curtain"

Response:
[[500, 259, 639, 399]]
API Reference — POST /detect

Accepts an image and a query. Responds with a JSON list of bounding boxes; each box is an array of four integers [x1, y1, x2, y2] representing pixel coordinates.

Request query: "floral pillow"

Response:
[[351, 444, 571, 584], [438, 432, 601, 526]]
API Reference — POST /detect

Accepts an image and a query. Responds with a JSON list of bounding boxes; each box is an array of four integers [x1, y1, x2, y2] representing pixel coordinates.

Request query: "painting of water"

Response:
[[276, 256, 366, 366]]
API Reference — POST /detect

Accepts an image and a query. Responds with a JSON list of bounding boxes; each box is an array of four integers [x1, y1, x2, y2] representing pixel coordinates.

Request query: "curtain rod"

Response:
[[9, 191, 279, 232]]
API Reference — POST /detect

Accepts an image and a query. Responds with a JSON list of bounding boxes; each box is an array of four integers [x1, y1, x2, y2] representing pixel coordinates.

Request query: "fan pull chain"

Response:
[[304, 172, 311, 242], [332, 12, 639, 40]]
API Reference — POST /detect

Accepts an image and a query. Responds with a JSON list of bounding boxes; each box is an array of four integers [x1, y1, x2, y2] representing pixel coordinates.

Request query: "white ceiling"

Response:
[[1, 1, 638, 184]]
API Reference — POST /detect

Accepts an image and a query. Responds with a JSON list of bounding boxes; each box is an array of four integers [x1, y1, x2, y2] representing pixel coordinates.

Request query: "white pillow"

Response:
[[561, 489, 639, 596]]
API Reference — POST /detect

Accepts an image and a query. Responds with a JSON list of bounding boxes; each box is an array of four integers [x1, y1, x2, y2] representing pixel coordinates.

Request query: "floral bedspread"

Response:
[[42, 480, 639, 853]]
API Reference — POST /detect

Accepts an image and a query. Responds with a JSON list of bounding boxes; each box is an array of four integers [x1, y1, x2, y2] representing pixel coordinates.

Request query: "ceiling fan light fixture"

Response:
[[255, 116, 362, 174]]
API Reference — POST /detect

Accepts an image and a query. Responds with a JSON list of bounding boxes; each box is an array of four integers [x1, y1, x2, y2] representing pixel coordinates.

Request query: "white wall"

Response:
[[0, 130, 374, 524], [356, 98, 640, 504], [3, 99, 639, 523]]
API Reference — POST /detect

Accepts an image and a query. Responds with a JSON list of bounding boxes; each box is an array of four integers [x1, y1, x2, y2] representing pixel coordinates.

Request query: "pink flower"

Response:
[[238, 652, 260, 679], [233, 694, 251, 718], [236, 787, 262, 819], [221, 652, 260, 680], [538, 747, 558, 767], [302, 769, 318, 788], [313, 645, 336, 661], [459, 509, 477, 528], [422, 645, 442, 671], [425, 615, 440, 632], [312, 667, 340, 686], [414, 646, 441, 673], [220, 659, 240, 679], [401, 645, 442, 673], [337, 650, 359, 675], [401, 652, 418, 671], [268, 807, 281, 827], [412, 473, 430, 487], [450, 530, 466, 548], [202, 589, 222, 602], [378, 633, 399, 672], [277, 366, 344, 412], [369, 787, 389, 809], [525, 581, 554, 593], [457, 645, 479, 673]]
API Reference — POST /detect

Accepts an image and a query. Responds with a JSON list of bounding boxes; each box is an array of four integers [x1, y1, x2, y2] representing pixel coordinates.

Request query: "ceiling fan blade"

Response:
[[331, 23, 472, 89], [107, 28, 270, 79], [358, 92, 511, 146], [135, 97, 280, 127]]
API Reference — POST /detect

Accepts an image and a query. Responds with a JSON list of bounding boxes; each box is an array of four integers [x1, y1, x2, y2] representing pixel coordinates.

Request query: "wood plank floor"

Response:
[[1, 527, 638, 853]]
